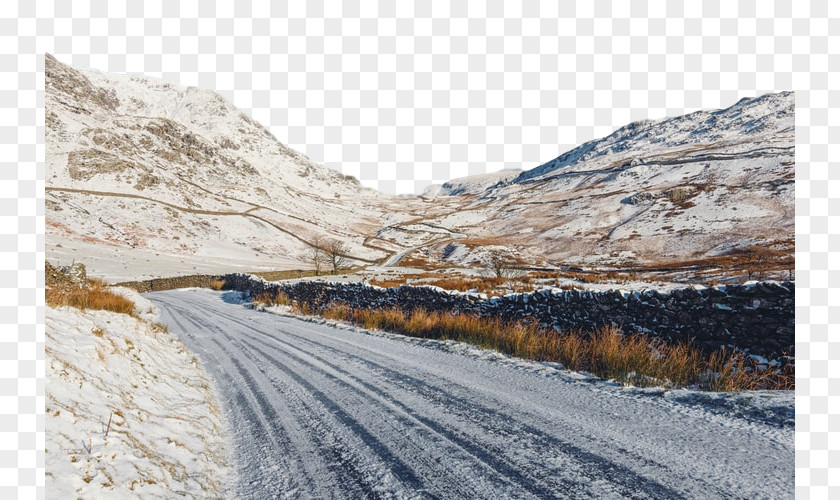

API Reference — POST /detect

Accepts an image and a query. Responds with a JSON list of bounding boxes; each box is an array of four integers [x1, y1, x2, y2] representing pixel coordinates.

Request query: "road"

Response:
[[149, 289, 792, 499]]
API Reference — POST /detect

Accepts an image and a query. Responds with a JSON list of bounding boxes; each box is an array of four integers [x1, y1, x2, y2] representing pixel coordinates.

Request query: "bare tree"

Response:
[[322, 238, 351, 274], [486, 248, 522, 279], [306, 236, 330, 276], [738, 245, 788, 282], [308, 243, 323, 276]]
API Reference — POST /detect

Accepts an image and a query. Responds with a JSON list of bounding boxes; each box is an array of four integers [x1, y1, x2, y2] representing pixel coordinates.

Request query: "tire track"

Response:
[[164, 295, 535, 497], [211, 339, 378, 499], [156, 299, 316, 495], [160, 295, 433, 497], [200, 307, 488, 498], [149, 290, 793, 499], [237, 316, 685, 499], [234, 333, 529, 498], [157, 297, 380, 498], [190, 298, 682, 498], [238, 326, 570, 497]]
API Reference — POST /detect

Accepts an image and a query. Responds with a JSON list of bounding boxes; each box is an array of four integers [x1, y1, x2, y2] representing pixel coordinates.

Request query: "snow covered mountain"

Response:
[[46, 54, 793, 281], [46, 54, 402, 280], [391, 92, 794, 272]]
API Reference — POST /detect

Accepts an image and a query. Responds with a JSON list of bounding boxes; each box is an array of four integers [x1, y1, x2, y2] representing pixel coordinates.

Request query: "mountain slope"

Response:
[[46, 54, 793, 282], [392, 92, 794, 274], [46, 54, 404, 280]]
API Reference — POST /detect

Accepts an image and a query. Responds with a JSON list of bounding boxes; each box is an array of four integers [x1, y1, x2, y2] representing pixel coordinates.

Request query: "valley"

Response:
[[46, 54, 793, 289], [44, 55, 795, 498]]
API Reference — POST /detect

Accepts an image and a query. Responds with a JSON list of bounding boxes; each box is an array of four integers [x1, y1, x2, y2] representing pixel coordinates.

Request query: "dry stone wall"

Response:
[[117, 274, 222, 293], [126, 272, 793, 362], [218, 274, 793, 361]]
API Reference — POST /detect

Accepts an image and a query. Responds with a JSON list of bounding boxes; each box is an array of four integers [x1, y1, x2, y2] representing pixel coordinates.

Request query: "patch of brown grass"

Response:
[[426, 276, 508, 294], [291, 300, 791, 391], [208, 279, 226, 291], [46, 278, 136, 317], [253, 289, 292, 307], [398, 254, 438, 268], [459, 237, 510, 249], [369, 278, 408, 288], [553, 270, 638, 284], [253, 269, 322, 281], [641, 242, 794, 283]]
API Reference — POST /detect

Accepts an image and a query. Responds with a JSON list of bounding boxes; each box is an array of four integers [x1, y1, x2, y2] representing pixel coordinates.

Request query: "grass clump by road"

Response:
[[46, 263, 136, 317], [262, 297, 792, 392], [208, 279, 226, 291]]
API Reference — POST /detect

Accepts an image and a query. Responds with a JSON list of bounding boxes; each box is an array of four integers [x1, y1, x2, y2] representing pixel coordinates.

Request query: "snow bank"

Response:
[[46, 288, 229, 498]]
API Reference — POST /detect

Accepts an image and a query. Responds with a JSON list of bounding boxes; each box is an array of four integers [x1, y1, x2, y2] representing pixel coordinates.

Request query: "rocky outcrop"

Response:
[[46, 261, 88, 289]]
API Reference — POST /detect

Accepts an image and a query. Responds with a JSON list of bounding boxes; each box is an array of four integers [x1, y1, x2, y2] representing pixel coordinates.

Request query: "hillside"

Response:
[[386, 92, 794, 279], [46, 54, 406, 281], [46, 55, 793, 283]]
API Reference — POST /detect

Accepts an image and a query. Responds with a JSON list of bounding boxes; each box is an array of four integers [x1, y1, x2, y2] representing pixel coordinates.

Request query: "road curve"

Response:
[[148, 288, 792, 499]]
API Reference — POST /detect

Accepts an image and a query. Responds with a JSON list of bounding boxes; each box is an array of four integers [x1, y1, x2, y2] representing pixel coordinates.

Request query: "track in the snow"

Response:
[[149, 289, 792, 499]]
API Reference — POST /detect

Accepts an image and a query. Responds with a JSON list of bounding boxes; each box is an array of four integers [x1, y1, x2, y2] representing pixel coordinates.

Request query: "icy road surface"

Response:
[[149, 289, 792, 499]]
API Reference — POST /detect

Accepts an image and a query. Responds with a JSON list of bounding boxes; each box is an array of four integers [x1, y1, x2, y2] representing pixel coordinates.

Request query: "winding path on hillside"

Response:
[[47, 186, 384, 264], [149, 288, 792, 499]]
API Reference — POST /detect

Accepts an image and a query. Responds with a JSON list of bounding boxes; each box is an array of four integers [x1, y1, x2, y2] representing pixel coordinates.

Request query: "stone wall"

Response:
[[478, 283, 794, 357], [217, 274, 794, 361], [117, 274, 223, 293], [123, 272, 793, 361]]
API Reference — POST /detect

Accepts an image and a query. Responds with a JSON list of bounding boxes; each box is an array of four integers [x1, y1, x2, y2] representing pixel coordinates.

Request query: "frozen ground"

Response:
[[48, 236, 301, 283], [149, 288, 793, 499], [45, 288, 230, 498]]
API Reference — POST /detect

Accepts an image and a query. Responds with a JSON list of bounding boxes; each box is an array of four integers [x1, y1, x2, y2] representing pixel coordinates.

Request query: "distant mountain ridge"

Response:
[[515, 91, 793, 184]]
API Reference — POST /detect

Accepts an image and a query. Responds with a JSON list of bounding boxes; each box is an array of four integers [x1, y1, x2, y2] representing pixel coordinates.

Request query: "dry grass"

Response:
[[459, 237, 511, 249], [46, 278, 136, 317], [428, 276, 507, 294], [273, 297, 792, 391], [369, 278, 408, 288], [398, 254, 439, 268], [370, 275, 510, 295], [208, 279, 226, 291], [253, 289, 292, 307], [643, 240, 794, 282], [253, 269, 321, 281], [554, 270, 639, 284]]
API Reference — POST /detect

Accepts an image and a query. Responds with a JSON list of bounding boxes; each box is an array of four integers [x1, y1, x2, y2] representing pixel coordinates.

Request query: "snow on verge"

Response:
[[46, 287, 230, 498]]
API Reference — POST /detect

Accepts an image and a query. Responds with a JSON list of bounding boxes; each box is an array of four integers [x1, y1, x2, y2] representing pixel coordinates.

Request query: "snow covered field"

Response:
[[150, 288, 793, 498], [45, 288, 229, 498]]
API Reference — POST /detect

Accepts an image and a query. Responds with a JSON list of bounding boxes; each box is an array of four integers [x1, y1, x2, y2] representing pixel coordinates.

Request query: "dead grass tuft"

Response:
[[46, 278, 136, 317], [288, 300, 792, 392], [208, 279, 226, 291], [253, 290, 292, 307], [369, 278, 408, 288]]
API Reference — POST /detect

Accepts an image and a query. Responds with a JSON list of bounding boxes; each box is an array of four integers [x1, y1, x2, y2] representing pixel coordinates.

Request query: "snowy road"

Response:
[[149, 289, 792, 499]]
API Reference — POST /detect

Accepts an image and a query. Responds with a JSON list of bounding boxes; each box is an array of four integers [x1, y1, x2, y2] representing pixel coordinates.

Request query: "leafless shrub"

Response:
[[321, 238, 351, 274], [485, 248, 524, 279]]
